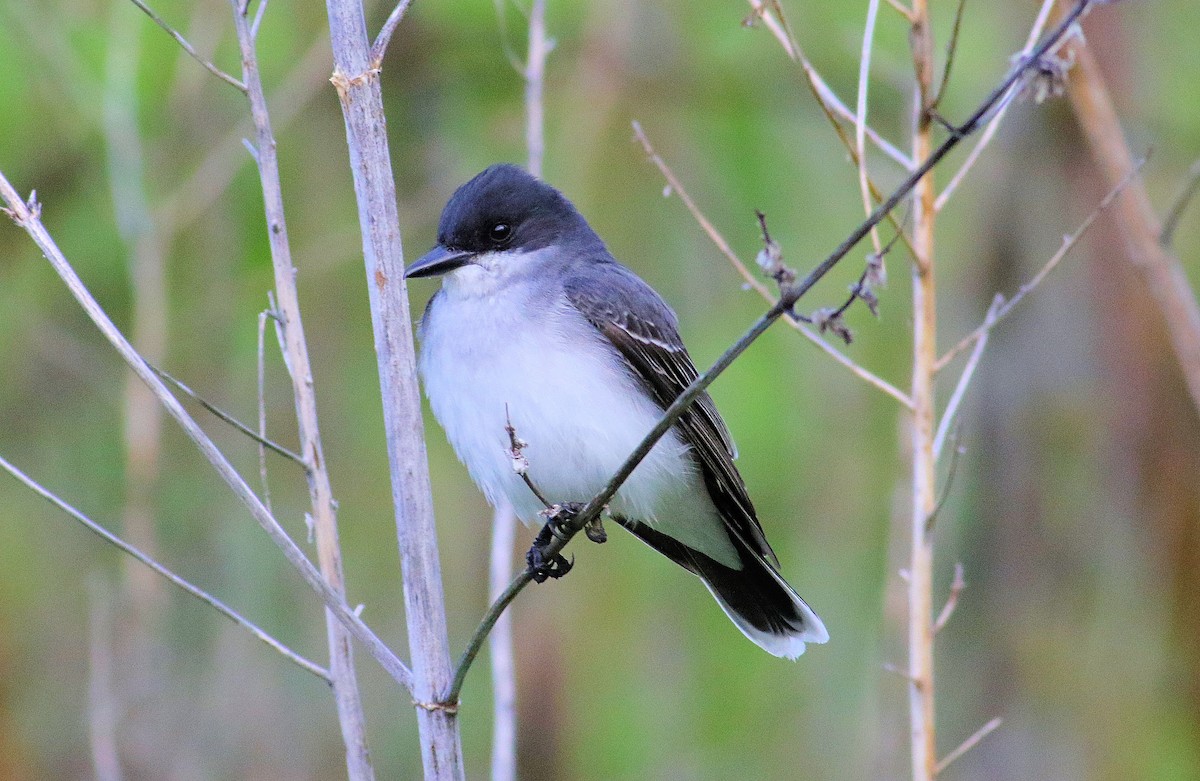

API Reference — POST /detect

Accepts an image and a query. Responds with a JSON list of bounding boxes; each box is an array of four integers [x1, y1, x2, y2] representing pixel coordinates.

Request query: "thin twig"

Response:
[[631, 121, 912, 408], [931, 0, 968, 110], [933, 294, 1001, 457], [257, 310, 274, 513], [935, 0, 1055, 211], [125, 0, 247, 93], [0, 453, 332, 683], [933, 562, 966, 634], [149, 363, 305, 465], [855, 0, 885, 257], [229, 3, 374, 776], [448, 7, 1096, 702], [925, 426, 964, 536], [370, 0, 415, 68], [882, 0, 913, 21], [250, 0, 270, 39], [0, 171, 414, 694], [937, 155, 1147, 371], [745, 0, 913, 169], [936, 717, 1003, 774], [1160, 157, 1200, 248]]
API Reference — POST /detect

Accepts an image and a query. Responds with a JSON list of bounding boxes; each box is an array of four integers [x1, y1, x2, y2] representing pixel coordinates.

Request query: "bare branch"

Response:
[[250, 0, 271, 39], [1, 453, 332, 683], [1159, 157, 1200, 249], [150, 363, 304, 465], [256, 310, 275, 513], [323, 0, 464, 772], [933, 562, 966, 634], [937, 155, 1147, 371], [935, 0, 1055, 211], [0, 171, 413, 694], [931, 0, 968, 110], [936, 717, 1003, 774], [934, 294, 1001, 458], [228, 3, 375, 775], [370, 0, 416, 68], [1064, 27, 1200, 417], [631, 121, 913, 408], [855, 0, 885, 257], [882, 0, 913, 21], [744, 0, 913, 169], [125, 0, 247, 93]]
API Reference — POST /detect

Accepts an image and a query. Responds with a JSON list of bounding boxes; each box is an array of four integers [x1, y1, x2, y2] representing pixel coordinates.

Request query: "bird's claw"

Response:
[[527, 503, 584, 583]]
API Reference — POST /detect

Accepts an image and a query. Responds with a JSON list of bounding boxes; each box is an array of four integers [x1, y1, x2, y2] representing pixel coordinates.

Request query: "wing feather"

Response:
[[563, 263, 778, 565]]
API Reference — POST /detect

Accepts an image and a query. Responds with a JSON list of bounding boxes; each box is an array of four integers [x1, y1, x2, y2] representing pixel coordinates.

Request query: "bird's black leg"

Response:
[[526, 502, 583, 583]]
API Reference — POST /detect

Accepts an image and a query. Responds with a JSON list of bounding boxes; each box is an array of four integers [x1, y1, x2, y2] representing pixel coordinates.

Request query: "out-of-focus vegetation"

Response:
[[1, 0, 1199, 778]]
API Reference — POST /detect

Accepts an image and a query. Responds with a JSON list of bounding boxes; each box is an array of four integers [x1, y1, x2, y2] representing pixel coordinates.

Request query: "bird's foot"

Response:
[[584, 517, 607, 544], [527, 503, 584, 583]]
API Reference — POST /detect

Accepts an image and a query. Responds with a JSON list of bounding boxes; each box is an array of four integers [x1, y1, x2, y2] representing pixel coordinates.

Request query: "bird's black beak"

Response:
[[404, 245, 475, 279]]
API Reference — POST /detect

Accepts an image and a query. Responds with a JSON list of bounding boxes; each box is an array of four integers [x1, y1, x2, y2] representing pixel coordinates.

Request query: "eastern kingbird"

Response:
[[406, 164, 828, 658]]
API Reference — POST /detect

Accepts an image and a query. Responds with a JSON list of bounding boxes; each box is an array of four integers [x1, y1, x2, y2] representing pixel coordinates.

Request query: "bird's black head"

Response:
[[406, 164, 602, 279]]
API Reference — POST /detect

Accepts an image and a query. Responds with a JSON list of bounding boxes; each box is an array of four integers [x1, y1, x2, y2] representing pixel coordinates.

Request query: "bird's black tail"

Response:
[[615, 517, 828, 659]]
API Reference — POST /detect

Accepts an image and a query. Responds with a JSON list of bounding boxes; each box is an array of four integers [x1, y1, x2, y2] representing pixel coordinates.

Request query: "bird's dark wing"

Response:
[[563, 262, 777, 565]]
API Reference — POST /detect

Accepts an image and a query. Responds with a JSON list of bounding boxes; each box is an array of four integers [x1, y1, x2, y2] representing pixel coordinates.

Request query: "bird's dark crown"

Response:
[[436, 164, 602, 255]]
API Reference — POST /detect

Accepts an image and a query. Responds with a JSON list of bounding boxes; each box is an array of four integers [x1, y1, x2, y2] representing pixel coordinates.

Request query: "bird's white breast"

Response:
[[417, 258, 737, 568]]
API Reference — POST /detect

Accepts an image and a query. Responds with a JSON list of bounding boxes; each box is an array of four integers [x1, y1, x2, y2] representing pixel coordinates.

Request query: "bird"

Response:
[[406, 163, 828, 659]]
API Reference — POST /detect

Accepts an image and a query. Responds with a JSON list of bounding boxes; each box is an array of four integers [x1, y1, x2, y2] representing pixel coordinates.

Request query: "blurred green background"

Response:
[[2, 0, 1199, 778]]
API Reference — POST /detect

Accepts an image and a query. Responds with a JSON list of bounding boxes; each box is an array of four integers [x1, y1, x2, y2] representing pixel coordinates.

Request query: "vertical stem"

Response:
[[486, 6, 550, 779], [229, 5, 375, 779], [324, 1, 465, 777], [105, 6, 168, 618], [908, 1, 938, 779], [523, 0, 547, 179], [487, 502, 518, 781]]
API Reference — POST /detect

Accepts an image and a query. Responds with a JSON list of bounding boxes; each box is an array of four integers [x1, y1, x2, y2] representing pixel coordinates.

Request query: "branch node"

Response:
[[413, 698, 460, 715]]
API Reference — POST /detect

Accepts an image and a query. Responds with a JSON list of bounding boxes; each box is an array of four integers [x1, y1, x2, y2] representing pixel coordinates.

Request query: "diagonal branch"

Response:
[[745, 0, 913, 170], [937, 155, 1147, 371], [447, 3, 1096, 704], [0, 452, 331, 683], [1160, 157, 1200, 249], [935, 0, 1056, 211], [0, 172, 414, 695], [631, 121, 912, 408], [126, 0, 247, 93]]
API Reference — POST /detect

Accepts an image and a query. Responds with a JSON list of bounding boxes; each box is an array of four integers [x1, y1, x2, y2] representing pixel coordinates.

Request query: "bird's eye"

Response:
[[489, 223, 512, 244]]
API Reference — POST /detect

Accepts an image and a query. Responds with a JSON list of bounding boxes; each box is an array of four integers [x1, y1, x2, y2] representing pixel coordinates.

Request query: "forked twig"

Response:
[[631, 121, 912, 409], [937, 155, 1148, 371], [126, 0, 247, 92], [0, 172, 414, 694]]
